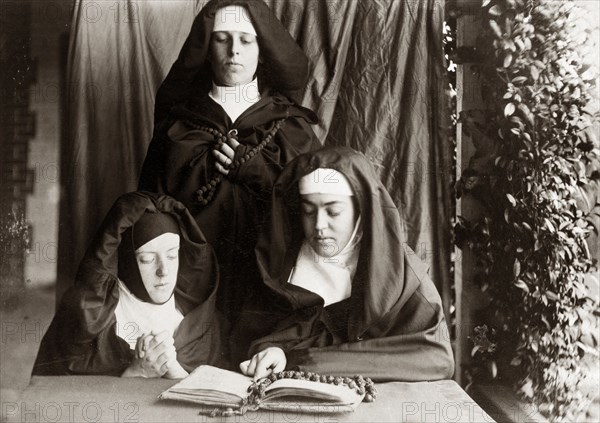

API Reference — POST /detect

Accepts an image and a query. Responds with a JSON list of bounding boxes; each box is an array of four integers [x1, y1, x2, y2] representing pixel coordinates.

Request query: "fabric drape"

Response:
[[59, 0, 451, 323], [58, 0, 205, 302], [324, 0, 452, 316]]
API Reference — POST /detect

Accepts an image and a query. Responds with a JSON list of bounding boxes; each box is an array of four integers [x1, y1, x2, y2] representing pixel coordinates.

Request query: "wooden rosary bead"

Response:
[[191, 118, 285, 205]]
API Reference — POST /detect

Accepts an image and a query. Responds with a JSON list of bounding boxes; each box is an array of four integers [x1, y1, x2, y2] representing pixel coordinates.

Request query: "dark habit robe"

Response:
[[138, 0, 321, 343], [247, 147, 455, 382], [33, 192, 227, 376]]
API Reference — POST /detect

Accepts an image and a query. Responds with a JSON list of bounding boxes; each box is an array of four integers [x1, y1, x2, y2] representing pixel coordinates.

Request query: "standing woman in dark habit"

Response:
[[138, 0, 320, 358]]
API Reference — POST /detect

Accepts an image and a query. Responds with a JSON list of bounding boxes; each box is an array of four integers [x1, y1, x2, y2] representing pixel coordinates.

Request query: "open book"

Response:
[[159, 365, 365, 414]]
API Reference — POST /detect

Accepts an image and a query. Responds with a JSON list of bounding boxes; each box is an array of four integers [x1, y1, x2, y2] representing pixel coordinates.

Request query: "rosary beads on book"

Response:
[[198, 371, 377, 417], [246, 370, 377, 406]]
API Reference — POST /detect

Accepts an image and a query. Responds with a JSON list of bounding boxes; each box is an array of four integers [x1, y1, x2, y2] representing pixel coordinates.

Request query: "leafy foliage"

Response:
[[455, 0, 600, 420]]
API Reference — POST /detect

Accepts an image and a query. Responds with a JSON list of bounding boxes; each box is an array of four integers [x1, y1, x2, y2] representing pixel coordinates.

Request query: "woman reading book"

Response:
[[240, 147, 455, 381], [33, 192, 226, 377]]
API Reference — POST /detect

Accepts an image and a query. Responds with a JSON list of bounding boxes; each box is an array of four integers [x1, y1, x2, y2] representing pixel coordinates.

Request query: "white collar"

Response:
[[288, 217, 362, 306], [209, 78, 261, 122], [114, 280, 183, 349]]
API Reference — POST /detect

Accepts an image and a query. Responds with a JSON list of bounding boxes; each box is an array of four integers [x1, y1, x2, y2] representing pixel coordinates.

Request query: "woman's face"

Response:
[[210, 31, 259, 86], [135, 233, 180, 304], [300, 193, 358, 258]]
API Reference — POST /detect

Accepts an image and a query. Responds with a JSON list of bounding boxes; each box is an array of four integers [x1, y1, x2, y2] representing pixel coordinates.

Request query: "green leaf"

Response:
[[520, 379, 534, 399], [512, 76, 528, 84], [489, 5, 503, 16], [504, 103, 516, 116], [507, 193, 516, 206], [514, 279, 529, 293], [503, 53, 513, 68], [546, 291, 559, 301], [544, 218, 555, 232], [489, 361, 498, 379], [482, 0, 492, 7], [513, 259, 521, 277], [531, 340, 539, 353], [503, 17, 512, 37], [489, 20, 503, 38], [529, 66, 539, 81], [514, 37, 525, 51]]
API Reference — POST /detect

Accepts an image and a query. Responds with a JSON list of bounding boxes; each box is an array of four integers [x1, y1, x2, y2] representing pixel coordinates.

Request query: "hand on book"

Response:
[[239, 347, 287, 381], [122, 330, 178, 378]]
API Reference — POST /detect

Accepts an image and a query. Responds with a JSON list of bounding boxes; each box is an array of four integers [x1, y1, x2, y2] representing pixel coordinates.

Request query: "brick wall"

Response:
[[1, 2, 35, 298], [24, 1, 71, 288]]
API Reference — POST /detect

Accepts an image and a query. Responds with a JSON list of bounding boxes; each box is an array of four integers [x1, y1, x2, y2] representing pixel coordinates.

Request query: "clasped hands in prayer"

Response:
[[122, 330, 188, 379], [213, 137, 240, 176]]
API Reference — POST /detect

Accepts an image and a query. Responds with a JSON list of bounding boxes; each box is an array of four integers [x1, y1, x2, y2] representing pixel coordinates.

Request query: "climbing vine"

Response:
[[455, 0, 600, 420]]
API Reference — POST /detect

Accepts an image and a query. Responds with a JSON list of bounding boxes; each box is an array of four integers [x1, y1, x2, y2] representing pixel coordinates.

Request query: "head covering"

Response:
[[256, 147, 430, 340], [117, 212, 180, 304], [298, 168, 355, 196], [132, 212, 180, 250], [154, 0, 310, 124], [213, 5, 257, 35]]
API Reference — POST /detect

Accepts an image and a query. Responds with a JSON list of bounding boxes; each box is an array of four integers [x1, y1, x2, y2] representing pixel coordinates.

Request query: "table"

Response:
[[3, 376, 494, 422]]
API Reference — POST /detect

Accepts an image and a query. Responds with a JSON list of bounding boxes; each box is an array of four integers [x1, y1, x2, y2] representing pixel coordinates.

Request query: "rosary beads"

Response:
[[245, 370, 377, 406], [182, 119, 286, 206]]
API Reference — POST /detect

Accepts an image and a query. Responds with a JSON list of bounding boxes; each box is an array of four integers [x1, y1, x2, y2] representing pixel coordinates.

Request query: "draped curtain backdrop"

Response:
[[58, 0, 451, 321]]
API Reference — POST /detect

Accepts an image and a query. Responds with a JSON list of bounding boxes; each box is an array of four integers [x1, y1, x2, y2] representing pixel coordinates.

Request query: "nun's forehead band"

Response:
[[298, 168, 354, 196], [213, 5, 257, 36]]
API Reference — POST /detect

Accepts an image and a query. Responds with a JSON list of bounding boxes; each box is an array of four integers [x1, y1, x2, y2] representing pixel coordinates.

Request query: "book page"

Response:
[[264, 379, 364, 405], [166, 365, 252, 401]]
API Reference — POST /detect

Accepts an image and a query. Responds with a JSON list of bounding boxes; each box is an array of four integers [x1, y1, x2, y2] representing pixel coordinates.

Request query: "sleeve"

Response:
[[249, 286, 454, 382], [32, 288, 133, 376], [173, 305, 230, 371], [138, 120, 174, 192], [285, 315, 455, 382], [228, 116, 321, 200], [142, 121, 217, 208]]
